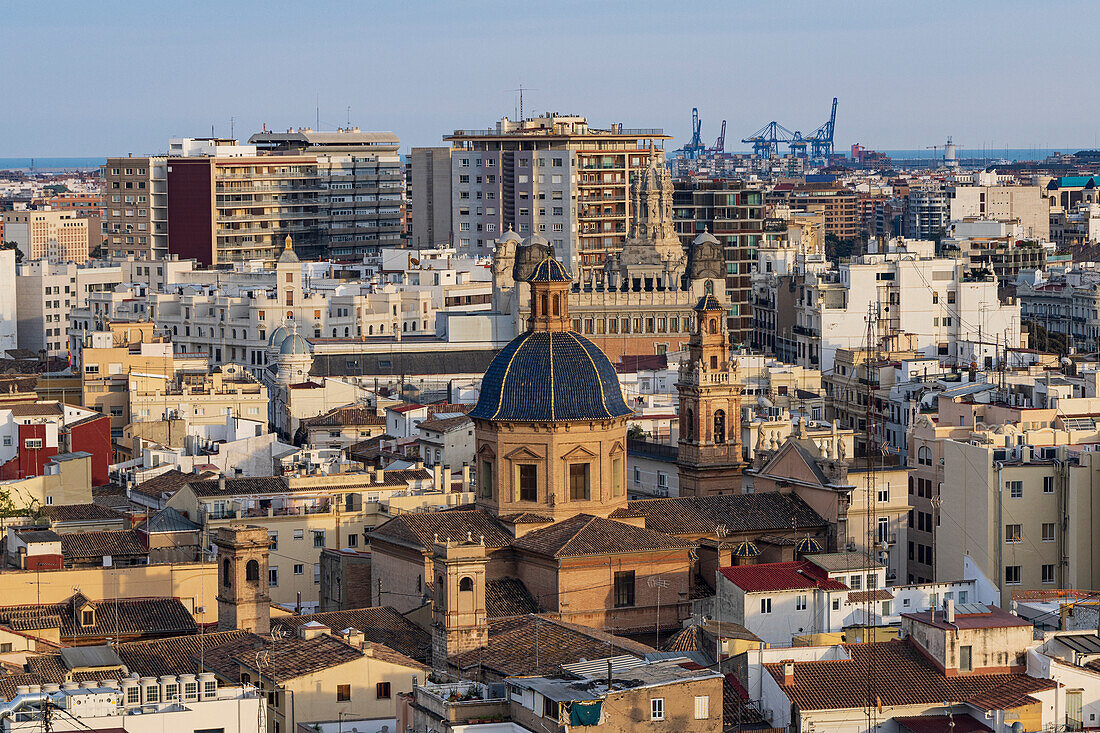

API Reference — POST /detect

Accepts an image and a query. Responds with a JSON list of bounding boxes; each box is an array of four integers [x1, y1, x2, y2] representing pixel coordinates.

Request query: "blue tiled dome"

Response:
[[694, 293, 724, 312], [268, 325, 290, 349], [280, 333, 310, 355], [528, 257, 571, 282], [470, 331, 632, 422]]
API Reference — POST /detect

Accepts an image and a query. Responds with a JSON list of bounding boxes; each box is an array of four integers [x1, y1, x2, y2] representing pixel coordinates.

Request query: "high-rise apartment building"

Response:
[[905, 185, 949, 239], [443, 114, 669, 283], [673, 179, 782, 344], [786, 183, 860, 240], [101, 156, 168, 258], [249, 129, 405, 259], [2, 209, 89, 263], [410, 147, 453, 248]]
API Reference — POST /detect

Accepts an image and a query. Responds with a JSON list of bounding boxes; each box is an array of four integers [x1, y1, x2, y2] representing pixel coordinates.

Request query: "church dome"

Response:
[[693, 230, 720, 246], [528, 256, 571, 282], [469, 331, 632, 422], [268, 326, 290, 349], [279, 332, 310, 355]]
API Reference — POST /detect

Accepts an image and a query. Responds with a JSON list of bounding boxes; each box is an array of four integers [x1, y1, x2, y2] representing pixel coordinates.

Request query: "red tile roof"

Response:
[[896, 715, 992, 733], [719, 561, 849, 593], [764, 641, 1054, 712]]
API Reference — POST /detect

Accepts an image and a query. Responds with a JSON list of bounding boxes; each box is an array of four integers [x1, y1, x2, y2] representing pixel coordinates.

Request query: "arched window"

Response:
[[709, 318, 718, 334], [245, 559, 259, 582], [344, 327, 349, 337], [540, 293, 548, 316], [552, 294, 560, 315], [459, 577, 474, 592], [369, 325, 374, 335], [436, 575, 445, 604], [714, 410, 726, 444], [705, 280, 713, 295], [918, 446, 932, 466], [222, 558, 232, 587], [686, 409, 694, 441]]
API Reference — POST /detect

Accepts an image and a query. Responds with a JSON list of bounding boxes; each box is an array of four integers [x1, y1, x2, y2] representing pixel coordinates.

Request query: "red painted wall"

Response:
[[0, 424, 58, 480], [167, 158, 215, 266], [68, 414, 112, 487], [26, 554, 63, 571]]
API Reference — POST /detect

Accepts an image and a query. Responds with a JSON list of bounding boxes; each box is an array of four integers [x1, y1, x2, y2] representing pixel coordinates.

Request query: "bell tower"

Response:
[[214, 525, 271, 635], [431, 534, 489, 668], [677, 293, 744, 496]]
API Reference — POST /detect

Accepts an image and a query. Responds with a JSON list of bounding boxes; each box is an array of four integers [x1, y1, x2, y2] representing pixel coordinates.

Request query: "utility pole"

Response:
[[648, 576, 669, 648]]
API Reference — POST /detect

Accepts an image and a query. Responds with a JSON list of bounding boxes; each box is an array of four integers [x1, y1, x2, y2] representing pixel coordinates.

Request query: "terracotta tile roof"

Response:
[[130, 469, 204, 500], [901, 605, 1033, 631], [720, 561, 848, 593], [0, 593, 196, 642], [610, 492, 827, 536], [304, 405, 386, 428], [42, 503, 126, 524], [724, 674, 767, 728], [114, 629, 259, 678], [360, 640, 428, 673], [369, 509, 512, 552], [450, 614, 654, 678], [512, 514, 695, 558], [8, 402, 63, 417], [846, 589, 894, 603], [764, 641, 1054, 711], [663, 624, 710, 654], [186, 476, 288, 497], [272, 607, 430, 663], [486, 578, 540, 618], [0, 673, 49, 700], [61, 530, 147, 561], [498, 512, 554, 525], [233, 633, 364, 683], [416, 415, 472, 433]]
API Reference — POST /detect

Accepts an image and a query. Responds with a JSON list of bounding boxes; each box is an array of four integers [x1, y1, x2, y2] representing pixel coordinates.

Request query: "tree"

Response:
[[1, 241, 22, 263], [627, 424, 649, 442]]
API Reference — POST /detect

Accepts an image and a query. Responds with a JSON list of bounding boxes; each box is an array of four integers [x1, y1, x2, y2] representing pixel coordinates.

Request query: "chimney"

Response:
[[782, 660, 795, 686], [218, 476, 226, 492], [945, 598, 955, 623], [462, 463, 470, 493], [375, 468, 385, 484], [432, 464, 442, 490], [415, 458, 424, 471]]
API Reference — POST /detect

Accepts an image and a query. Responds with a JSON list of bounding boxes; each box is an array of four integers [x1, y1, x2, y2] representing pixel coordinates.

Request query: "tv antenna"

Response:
[[507, 85, 537, 120]]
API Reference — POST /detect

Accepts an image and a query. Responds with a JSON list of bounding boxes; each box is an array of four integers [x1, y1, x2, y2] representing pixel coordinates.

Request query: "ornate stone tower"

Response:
[[431, 534, 489, 667], [677, 293, 744, 496], [470, 256, 633, 521], [214, 525, 271, 635]]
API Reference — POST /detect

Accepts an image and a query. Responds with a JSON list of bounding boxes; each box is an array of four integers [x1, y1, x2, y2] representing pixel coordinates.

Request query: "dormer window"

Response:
[[81, 608, 95, 627]]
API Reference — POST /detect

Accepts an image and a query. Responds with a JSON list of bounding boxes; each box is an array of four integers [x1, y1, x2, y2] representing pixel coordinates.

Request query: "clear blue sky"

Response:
[[4, 0, 1099, 156]]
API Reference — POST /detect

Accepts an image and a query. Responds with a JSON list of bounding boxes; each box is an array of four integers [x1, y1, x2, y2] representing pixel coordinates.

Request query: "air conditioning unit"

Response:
[[195, 606, 206, 614]]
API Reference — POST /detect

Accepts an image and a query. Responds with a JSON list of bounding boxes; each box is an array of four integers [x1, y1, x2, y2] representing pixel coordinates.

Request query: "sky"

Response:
[[4, 0, 1100, 157]]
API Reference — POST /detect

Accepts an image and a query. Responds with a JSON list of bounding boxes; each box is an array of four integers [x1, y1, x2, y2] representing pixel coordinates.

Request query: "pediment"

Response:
[[505, 445, 544, 461], [560, 444, 599, 460]]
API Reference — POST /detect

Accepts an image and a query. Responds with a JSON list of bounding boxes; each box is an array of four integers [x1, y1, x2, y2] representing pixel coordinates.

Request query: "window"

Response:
[[294, 564, 304, 575], [24, 438, 43, 449], [376, 682, 391, 699], [269, 568, 279, 587], [959, 645, 973, 672], [634, 467, 641, 484], [1005, 524, 1021, 543], [1043, 523, 1056, 542], [569, 462, 591, 501], [760, 598, 772, 614], [1042, 564, 1056, 584], [480, 459, 494, 498], [650, 698, 664, 721], [81, 609, 95, 627], [459, 576, 474, 592], [612, 457, 624, 496], [795, 594, 807, 610], [714, 410, 726, 443], [222, 558, 232, 587], [1005, 565, 1022, 585], [246, 560, 259, 582], [313, 530, 325, 548], [694, 695, 710, 720], [1044, 475, 1055, 494], [849, 575, 862, 590], [518, 463, 538, 502], [347, 534, 358, 548], [337, 684, 351, 702], [1007, 480, 1023, 498], [614, 570, 635, 607], [268, 532, 278, 551], [293, 529, 304, 540], [543, 696, 560, 719], [832, 598, 840, 610], [0, 643, 10, 653]]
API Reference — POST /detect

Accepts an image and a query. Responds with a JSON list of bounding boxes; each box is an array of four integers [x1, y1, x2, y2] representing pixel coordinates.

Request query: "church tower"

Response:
[[431, 535, 489, 668], [214, 525, 271, 635], [677, 292, 744, 496]]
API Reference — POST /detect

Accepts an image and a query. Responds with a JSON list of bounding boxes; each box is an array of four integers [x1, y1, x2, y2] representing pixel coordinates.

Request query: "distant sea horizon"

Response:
[[0, 147, 1095, 172]]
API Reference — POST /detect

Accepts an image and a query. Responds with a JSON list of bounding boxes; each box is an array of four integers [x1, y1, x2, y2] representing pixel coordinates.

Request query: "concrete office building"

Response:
[[443, 113, 670, 283], [411, 147, 453, 248], [2, 209, 89, 263], [101, 156, 168, 258]]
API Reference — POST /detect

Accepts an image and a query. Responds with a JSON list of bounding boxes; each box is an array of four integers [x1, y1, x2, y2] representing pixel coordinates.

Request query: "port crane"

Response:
[[808, 97, 838, 159], [711, 120, 726, 154], [742, 120, 796, 159], [680, 107, 706, 159]]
